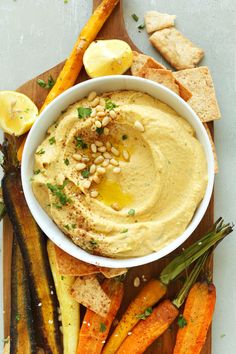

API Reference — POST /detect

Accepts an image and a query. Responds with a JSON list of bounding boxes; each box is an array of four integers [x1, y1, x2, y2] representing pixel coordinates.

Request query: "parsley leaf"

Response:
[[33, 169, 41, 175], [15, 314, 21, 321], [64, 158, 69, 166], [64, 224, 70, 231], [138, 23, 145, 30], [128, 208, 135, 216], [105, 99, 118, 111], [96, 127, 104, 135], [177, 315, 187, 328], [37, 75, 55, 89], [121, 228, 128, 233], [100, 322, 106, 333], [131, 13, 139, 22], [136, 307, 152, 320], [77, 107, 92, 119], [75, 137, 88, 149], [47, 180, 71, 206], [81, 169, 90, 178], [35, 148, 45, 155], [122, 134, 128, 140], [49, 136, 56, 145]]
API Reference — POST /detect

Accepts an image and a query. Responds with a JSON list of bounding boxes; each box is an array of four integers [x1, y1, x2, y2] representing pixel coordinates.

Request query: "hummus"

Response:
[[32, 91, 208, 258]]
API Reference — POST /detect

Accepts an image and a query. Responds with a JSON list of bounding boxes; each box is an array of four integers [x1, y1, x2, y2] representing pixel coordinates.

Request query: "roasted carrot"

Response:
[[173, 282, 216, 354], [103, 279, 166, 354], [17, 0, 119, 161], [77, 278, 124, 354], [116, 300, 179, 354]]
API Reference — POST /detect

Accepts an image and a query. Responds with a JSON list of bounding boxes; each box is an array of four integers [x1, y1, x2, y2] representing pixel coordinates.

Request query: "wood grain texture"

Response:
[[4, 0, 213, 353]]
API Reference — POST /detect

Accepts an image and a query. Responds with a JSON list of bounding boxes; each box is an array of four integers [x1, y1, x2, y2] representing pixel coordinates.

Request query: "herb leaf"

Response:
[[131, 13, 139, 22], [15, 314, 21, 321], [105, 99, 118, 111], [136, 307, 152, 320], [128, 208, 135, 216], [35, 148, 45, 155], [77, 107, 92, 119], [75, 137, 88, 149], [49, 136, 56, 145], [122, 134, 128, 140], [100, 322, 106, 333], [47, 180, 71, 206], [96, 127, 104, 135], [64, 158, 69, 166], [177, 315, 187, 328], [37, 75, 55, 89], [138, 23, 145, 30], [121, 228, 128, 233], [33, 169, 41, 175], [81, 169, 90, 179]]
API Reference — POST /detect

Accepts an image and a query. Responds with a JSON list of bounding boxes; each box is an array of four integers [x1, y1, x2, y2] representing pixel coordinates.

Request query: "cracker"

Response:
[[141, 68, 180, 95], [145, 10, 176, 33], [203, 123, 218, 173], [131, 51, 165, 76], [149, 28, 204, 70], [173, 67, 221, 122], [71, 275, 111, 316], [175, 79, 192, 101], [100, 268, 127, 278]]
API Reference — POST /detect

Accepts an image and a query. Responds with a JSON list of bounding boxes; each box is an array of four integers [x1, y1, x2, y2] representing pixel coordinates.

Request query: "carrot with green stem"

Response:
[[77, 278, 124, 354], [103, 218, 233, 354], [116, 252, 210, 354]]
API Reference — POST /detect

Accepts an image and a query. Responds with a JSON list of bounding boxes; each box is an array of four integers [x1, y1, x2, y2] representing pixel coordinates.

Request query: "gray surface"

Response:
[[0, 0, 235, 352]]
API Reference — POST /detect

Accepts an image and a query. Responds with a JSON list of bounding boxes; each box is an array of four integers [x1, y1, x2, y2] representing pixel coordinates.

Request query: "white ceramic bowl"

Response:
[[21, 76, 214, 268]]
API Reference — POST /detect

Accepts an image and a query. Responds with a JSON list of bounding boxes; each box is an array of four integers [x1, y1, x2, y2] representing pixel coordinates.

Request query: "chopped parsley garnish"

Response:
[[37, 75, 55, 89], [77, 107, 92, 119], [35, 148, 45, 155], [121, 228, 128, 233], [33, 169, 41, 175], [177, 315, 187, 328], [47, 180, 71, 206], [64, 224, 70, 231], [90, 239, 97, 247], [49, 136, 56, 145], [105, 99, 118, 111], [15, 314, 21, 321], [100, 322, 106, 333], [122, 134, 128, 140], [71, 224, 76, 229], [138, 23, 145, 30], [136, 307, 152, 320], [128, 208, 135, 216], [75, 137, 88, 149], [61, 276, 65, 280], [81, 169, 90, 178], [96, 127, 104, 135], [52, 203, 62, 209], [131, 13, 139, 22], [64, 158, 69, 166]]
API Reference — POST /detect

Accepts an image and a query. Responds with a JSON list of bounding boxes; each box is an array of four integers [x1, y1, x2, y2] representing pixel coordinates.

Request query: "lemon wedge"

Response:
[[83, 39, 133, 78], [0, 91, 38, 136]]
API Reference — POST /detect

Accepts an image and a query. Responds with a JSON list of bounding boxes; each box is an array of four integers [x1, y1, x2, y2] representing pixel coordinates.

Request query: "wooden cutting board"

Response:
[[3, 1, 213, 353]]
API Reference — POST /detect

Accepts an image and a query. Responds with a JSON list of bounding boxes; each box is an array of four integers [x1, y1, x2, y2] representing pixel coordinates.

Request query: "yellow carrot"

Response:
[[17, 0, 119, 161], [173, 282, 216, 354], [102, 279, 167, 354]]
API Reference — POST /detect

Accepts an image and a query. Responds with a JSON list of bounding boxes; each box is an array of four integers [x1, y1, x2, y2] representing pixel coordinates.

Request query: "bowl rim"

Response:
[[21, 75, 215, 268]]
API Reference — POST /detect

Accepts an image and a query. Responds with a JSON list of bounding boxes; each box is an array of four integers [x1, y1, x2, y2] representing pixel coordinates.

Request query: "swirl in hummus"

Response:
[[32, 91, 208, 258]]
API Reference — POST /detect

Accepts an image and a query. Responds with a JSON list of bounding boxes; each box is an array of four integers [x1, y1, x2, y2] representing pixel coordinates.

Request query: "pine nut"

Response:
[[90, 164, 96, 174], [111, 202, 121, 211], [83, 180, 91, 189], [93, 174, 101, 184], [91, 190, 98, 198], [95, 140, 103, 147], [88, 91, 97, 102], [98, 146, 106, 153], [134, 120, 145, 132], [96, 105, 104, 112], [97, 166, 106, 175], [106, 142, 111, 150], [102, 116, 110, 127], [122, 150, 129, 161], [104, 127, 109, 135], [91, 124, 96, 131], [111, 146, 120, 156], [82, 157, 90, 163], [91, 143, 97, 153], [97, 111, 106, 117], [94, 155, 104, 164], [90, 97, 100, 107], [113, 167, 121, 174], [76, 163, 86, 171], [110, 158, 119, 166], [73, 153, 82, 161], [95, 120, 102, 128], [103, 152, 112, 159], [102, 159, 110, 167], [90, 108, 97, 118], [109, 110, 117, 119]]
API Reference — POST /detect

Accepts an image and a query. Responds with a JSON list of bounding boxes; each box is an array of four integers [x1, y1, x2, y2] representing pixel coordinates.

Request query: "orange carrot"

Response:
[[173, 282, 216, 354], [77, 278, 124, 354], [17, 0, 119, 161], [116, 300, 179, 354], [103, 279, 167, 354]]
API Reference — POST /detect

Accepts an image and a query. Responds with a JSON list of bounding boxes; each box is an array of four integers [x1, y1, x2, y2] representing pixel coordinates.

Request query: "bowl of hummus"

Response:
[[21, 76, 214, 268]]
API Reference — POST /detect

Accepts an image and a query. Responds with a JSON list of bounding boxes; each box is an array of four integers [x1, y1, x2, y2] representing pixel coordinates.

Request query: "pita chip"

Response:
[[141, 68, 180, 95], [173, 67, 221, 122], [71, 275, 111, 316], [150, 28, 204, 70], [131, 51, 166, 76], [145, 10, 176, 33]]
